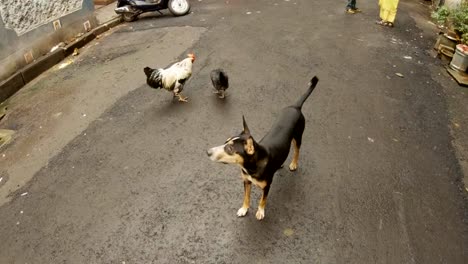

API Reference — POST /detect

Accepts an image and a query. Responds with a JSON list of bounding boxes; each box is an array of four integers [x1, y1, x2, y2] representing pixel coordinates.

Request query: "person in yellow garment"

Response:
[[376, 0, 400, 27]]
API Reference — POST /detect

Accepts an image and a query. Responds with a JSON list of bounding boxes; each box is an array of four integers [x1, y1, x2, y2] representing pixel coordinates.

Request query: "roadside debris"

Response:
[[0, 129, 15, 148], [0, 177, 3, 183], [283, 228, 294, 236], [50, 42, 65, 52], [403, 56, 412, 60], [58, 59, 73, 69], [367, 137, 375, 143], [395, 73, 404, 78], [20, 192, 28, 197], [72, 48, 79, 56]]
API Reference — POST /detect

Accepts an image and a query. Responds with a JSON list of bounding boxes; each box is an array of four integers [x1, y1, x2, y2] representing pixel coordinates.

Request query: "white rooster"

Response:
[[144, 54, 195, 102]]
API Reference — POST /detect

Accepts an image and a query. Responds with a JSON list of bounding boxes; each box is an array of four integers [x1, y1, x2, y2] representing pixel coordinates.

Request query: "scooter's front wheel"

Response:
[[168, 0, 191, 16], [122, 12, 138, 22]]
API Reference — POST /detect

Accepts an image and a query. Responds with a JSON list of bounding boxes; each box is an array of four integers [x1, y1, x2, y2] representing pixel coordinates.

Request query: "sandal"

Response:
[[376, 20, 394, 27], [376, 20, 386, 25], [384, 22, 394, 27]]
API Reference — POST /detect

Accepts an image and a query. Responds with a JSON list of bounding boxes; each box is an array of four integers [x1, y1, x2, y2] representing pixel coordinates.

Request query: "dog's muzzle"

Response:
[[207, 145, 225, 161], [206, 149, 213, 157]]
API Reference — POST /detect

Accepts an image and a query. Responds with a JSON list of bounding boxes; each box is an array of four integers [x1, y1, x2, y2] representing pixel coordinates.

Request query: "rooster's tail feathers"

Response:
[[144, 67, 153, 78], [145, 68, 163, 89]]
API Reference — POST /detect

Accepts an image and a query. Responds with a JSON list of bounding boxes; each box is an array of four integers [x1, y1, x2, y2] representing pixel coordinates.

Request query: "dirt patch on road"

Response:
[[0, 25, 207, 206]]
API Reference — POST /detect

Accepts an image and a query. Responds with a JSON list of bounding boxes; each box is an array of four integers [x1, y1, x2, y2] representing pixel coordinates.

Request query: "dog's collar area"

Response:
[[241, 168, 248, 175]]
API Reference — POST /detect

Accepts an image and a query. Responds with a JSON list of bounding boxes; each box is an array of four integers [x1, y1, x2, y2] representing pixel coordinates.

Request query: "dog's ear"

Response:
[[245, 137, 255, 155], [242, 115, 250, 135]]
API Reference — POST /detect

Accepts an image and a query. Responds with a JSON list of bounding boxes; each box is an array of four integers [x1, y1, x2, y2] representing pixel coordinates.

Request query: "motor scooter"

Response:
[[115, 0, 191, 22]]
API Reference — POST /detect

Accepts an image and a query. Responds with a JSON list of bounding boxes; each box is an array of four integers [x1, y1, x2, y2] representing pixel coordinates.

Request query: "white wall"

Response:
[[444, 0, 463, 8], [0, 0, 84, 36]]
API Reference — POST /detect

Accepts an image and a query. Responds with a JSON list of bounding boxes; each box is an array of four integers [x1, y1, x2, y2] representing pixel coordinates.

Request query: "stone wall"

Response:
[[0, 0, 83, 36], [0, 0, 96, 81]]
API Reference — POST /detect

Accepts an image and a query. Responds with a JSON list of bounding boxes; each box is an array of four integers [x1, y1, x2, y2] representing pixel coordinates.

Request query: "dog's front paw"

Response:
[[289, 162, 298, 171], [255, 208, 265, 220], [237, 207, 248, 217]]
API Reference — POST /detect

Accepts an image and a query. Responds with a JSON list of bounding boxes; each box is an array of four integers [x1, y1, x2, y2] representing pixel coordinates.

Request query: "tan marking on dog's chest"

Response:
[[241, 172, 267, 189]]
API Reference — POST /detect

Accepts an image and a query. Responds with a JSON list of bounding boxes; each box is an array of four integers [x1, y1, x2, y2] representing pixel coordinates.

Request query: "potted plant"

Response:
[[449, 3, 468, 71], [432, 5, 458, 59], [432, 5, 451, 27]]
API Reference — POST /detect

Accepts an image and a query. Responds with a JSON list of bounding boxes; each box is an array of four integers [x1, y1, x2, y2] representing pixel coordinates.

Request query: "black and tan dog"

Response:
[[207, 76, 319, 220]]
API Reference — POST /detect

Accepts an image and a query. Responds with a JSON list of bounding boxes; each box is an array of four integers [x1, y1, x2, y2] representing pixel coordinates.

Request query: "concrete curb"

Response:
[[21, 48, 65, 83], [0, 72, 25, 103], [93, 16, 122, 36], [64, 32, 96, 56], [0, 15, 122, 103]]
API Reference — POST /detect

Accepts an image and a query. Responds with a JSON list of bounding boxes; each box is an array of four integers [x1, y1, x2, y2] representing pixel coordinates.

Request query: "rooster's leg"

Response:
[[178, 95, 189, 102], [173, 83, 188, 102], [174, 92, 188, 102], [218, 90, 225, 99]]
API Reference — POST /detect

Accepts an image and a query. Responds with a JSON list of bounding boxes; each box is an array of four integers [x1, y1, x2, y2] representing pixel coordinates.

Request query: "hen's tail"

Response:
[[144, 67, 163, 89], [144, 67, 153, 78], [292, 76, 319, 109], [210, 69, 229, 90]]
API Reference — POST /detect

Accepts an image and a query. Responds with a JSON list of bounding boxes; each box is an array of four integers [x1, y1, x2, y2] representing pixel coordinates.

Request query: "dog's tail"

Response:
[[293, 76, 319, 109]]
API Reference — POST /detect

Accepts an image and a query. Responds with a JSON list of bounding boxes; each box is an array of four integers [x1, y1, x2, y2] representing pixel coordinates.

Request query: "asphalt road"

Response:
[[0, 0, 467, 263]]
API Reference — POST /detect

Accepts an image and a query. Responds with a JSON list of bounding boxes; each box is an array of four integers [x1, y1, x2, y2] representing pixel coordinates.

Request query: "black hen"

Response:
[[210, 69, 229, 98]]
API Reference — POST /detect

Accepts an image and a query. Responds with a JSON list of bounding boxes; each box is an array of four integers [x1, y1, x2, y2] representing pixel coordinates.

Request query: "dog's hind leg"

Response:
[[289, 139, 300, 171], [237, 180, 251, 217], [256, 185, 270, 220], [289, 115, 305, 171]]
